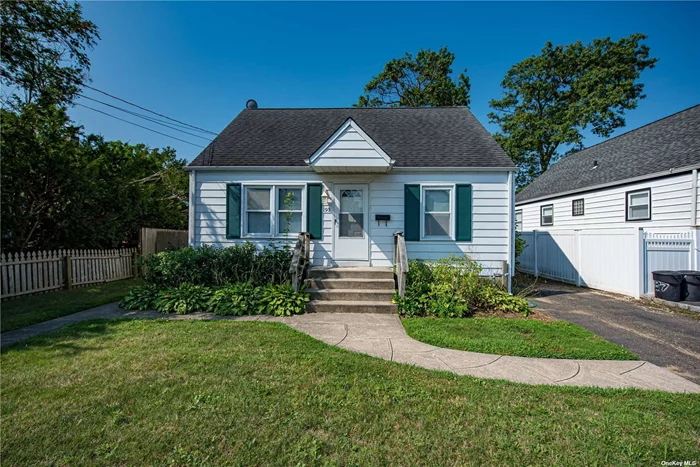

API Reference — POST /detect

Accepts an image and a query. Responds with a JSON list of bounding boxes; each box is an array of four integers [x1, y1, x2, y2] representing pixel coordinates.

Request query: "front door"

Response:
[[334, 184, 369, 261]]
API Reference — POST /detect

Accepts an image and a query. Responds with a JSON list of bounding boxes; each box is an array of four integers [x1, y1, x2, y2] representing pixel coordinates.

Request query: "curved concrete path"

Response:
[[2, 304, 699, 393]]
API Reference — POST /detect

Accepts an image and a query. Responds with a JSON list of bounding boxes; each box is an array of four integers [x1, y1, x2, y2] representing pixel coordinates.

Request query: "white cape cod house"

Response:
[[186, 104, 517, 296]]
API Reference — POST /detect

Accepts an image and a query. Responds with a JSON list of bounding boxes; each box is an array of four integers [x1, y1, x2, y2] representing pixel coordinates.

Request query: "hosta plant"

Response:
[[209, 283, 259, 316], [154, 284, 212, 315], [257, 283, 309, 317], [119, 285, 159, 311]]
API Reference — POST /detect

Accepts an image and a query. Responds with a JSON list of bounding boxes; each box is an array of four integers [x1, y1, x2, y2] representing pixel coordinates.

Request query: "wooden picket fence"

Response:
[[1, 248, 138, 300]]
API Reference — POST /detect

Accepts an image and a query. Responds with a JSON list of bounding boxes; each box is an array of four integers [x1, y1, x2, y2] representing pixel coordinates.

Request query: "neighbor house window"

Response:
[[572, 199, 585, 216], [423, 187, 452, 238], [626, 188, 651, 221], [540, 205, 554, 226], [277, 187, 303, 235], [515, 210, 523, 232], [245, 187, 272, 235]]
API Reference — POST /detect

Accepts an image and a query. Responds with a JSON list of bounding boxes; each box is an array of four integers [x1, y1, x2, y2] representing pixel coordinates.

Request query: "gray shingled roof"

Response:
[[189, 107, 514, 168], [516, 105, 700, 204]]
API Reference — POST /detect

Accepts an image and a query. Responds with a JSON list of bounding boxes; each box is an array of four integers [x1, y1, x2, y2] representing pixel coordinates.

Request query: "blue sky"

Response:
[[70, 1, 700, 162]]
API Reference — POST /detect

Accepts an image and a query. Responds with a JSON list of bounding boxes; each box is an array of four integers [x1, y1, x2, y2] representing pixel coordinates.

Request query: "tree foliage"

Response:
[[0, 0, 99, 108], [489, 34, 658, 187], [1, 103, 188, 252], [355, 47, 470, 108]]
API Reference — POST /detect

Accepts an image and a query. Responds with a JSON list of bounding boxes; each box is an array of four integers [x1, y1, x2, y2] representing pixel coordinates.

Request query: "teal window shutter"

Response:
[[307, 183, 322, 239], [404, 184, 420, 241], [455, 184, 473, 242], [226, 183, 241, 239]]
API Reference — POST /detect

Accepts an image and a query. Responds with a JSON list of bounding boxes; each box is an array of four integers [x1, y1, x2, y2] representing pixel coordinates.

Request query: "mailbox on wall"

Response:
[[375, 214, 390, 226]]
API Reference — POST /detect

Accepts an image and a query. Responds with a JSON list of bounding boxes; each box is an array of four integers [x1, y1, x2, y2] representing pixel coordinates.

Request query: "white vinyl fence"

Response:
[[518, 228, 699, 298], [1, 248, 138, 300]]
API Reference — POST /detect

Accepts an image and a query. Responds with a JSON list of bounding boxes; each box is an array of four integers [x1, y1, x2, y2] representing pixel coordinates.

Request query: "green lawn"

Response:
[[1, 278, 142, 333], [403, 317, 639, 360], [2, 320, 698, 465]]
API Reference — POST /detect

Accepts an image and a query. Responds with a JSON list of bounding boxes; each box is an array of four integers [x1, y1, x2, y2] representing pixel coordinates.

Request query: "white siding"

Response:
[[516, 172, 695, 232], [192, 170, 512, 274], [310, 121, 391, 172]]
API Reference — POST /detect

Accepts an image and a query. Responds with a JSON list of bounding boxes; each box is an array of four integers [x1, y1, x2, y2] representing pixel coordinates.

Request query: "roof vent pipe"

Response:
[[246, 99, 258, 110], [592, 160, 598, 169]]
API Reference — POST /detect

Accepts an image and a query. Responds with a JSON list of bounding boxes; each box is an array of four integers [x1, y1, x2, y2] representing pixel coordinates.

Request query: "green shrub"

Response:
[[154, 284, 213, 315], [119, 285, 159, 310], [396, 254, 530, 317], [477, 286, 531, 316], [256, 283, 309, 317], [208, 283, 259, 316], [138, 243, 292, 288]]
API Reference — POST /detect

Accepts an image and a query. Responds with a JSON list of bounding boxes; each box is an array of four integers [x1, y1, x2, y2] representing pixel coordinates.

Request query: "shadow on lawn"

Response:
[[1, 320, 121, 355]]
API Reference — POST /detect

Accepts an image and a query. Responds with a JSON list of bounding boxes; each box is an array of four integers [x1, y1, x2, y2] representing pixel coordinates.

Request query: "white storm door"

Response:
[[334, 185, 369, 261]]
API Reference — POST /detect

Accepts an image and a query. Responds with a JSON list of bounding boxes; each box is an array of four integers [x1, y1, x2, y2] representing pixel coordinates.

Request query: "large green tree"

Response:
[[489, 34, 658, 187], [0, 0, 99, 108], [355, 47, 470, 108], [1, 103, 188, 251]]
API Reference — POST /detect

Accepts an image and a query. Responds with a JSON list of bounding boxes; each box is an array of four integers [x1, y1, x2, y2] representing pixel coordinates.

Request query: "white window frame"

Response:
[[242, 184, 306, 238], [540, 204, 554, 226], [421, 185, 454, 240], [515, 210, 523, 232], [626, 188, 651, 222], [276, 186, 305, 237]]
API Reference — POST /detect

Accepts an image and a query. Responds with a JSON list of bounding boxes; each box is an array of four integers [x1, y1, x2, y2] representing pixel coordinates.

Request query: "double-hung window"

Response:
[[423, 187, 452, 238], [277, 187, 303, 235], [540, 204, 554, 226], [515, 210, 523, 232], [244, 185, 305, 237], [245, 187, 273, 236], [626, 188, 651, 221]]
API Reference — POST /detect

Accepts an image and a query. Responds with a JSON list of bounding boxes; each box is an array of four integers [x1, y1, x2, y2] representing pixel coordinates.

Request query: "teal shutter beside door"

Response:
[[226, 183, 241, 239], [455, 184, 473, 242], [404, 184, 420, 241], [307, 183, 323, 239]]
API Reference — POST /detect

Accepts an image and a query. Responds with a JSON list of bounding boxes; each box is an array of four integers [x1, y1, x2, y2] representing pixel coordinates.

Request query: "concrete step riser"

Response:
[[309, 271, 394, 280], [309, 291, 395, 301], [306, 302, 398, 314], [305, 279, 395, 290]]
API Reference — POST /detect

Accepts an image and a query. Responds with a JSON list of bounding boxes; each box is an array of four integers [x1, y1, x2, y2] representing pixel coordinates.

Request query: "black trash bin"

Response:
[[652, 270, 684, 302], [677, 270, 700, 301]]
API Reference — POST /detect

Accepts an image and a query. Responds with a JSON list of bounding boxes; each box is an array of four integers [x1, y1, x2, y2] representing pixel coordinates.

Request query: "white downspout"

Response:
[[691, 169, 698, 227], [507, 171, 514, 294], [188, 170, 196, 247]]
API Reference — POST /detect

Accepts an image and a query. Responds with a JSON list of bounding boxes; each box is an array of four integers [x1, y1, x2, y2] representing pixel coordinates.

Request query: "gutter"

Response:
[[516, 164, 700, 206], [185, 165, 517, 173]]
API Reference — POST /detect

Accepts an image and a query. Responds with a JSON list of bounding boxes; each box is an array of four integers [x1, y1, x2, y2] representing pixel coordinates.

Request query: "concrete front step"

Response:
[[305, 278, 396, 290], [305, 300, 398, 314], [308, 289, 395, 302], [308, 267, 394, 280]]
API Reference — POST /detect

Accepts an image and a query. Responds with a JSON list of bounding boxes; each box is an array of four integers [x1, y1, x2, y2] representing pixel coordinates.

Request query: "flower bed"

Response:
[[394, 255, 530, 318], [120, 244, 309, 316]]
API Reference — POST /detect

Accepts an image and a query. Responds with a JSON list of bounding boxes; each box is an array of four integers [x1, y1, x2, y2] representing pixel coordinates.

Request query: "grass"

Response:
[[2, 320, 698, 465], [1, 278, 142, 333], [403, 317, 639, 360]]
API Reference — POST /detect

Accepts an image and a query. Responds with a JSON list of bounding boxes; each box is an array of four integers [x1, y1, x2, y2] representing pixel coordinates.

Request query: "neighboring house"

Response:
[[186, 103, 517, 291], [515, 105, 700, 298]]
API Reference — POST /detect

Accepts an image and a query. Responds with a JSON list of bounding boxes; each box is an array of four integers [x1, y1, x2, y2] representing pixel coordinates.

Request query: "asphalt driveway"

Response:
[[530, 279, 700, 383]]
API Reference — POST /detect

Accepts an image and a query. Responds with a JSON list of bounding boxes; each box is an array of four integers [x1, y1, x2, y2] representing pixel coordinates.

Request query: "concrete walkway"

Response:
[[2, 304, 699, 393]]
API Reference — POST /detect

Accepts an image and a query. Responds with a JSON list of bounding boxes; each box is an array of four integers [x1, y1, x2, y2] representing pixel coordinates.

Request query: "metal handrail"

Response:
[[289, 232, 311, 292], [393, 232, 408, 297]]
